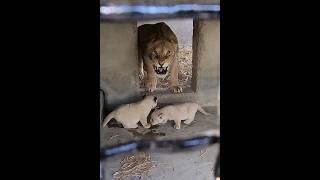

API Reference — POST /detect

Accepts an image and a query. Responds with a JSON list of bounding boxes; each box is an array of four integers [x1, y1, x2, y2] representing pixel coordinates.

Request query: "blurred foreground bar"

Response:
[[100, 0, 220, 21]]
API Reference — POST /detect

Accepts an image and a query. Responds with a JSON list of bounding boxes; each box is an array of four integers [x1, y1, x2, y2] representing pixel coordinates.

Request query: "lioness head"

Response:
[[147, 40, 177, 78], [150, 108, 168, 125]]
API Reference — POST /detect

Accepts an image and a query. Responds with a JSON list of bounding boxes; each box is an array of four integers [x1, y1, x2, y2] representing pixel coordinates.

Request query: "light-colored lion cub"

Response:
[[102, 96, 158, 129], [150, 103, 210, 129]]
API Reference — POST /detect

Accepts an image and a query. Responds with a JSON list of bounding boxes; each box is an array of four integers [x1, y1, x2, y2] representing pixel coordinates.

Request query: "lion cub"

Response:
[[150, 103, 210, 129], [102, 96, 157, 129]]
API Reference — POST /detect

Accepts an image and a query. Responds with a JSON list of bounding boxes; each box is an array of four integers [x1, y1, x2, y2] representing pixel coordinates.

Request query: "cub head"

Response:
[[146, 40, 177, 78], [142, 95, 158, 109], [150, 108, 168, 125]]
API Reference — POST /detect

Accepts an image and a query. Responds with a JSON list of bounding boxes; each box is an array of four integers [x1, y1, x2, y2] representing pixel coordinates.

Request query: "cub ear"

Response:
[[153, 97, 158, 102]]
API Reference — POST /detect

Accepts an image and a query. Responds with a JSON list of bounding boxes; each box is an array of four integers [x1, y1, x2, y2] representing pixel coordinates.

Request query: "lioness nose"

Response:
[[159, 61, 164, 66]]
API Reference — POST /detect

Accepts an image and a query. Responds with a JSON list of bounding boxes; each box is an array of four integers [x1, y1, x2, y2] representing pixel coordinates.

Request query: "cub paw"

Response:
[[144, 124, 151, 129]]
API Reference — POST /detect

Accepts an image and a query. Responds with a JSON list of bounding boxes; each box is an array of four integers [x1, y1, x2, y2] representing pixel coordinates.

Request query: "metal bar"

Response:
[[100, 136, 219, 180], [100, 161, 104, 180], [214, 151, 220, 179], [100, 4, 220, 21], [100, 135, 219, 160]]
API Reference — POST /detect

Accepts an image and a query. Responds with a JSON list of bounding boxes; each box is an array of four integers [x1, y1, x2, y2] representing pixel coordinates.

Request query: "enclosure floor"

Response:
[[100, 106, 219, 180], [102, 144, 219, 180]]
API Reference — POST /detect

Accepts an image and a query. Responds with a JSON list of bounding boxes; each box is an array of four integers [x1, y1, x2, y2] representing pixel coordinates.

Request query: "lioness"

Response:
[[138, 22, 182, 93]]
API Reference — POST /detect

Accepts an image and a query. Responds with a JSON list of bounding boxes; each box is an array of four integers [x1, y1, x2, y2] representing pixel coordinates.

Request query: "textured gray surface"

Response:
[[100, 22, 141, 110], [192, 20, 220, 107], [102, 144, 219, 180]]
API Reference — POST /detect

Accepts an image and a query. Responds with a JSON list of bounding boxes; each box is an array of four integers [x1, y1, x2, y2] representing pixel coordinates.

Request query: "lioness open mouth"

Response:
[[154, 66, 168, 75]]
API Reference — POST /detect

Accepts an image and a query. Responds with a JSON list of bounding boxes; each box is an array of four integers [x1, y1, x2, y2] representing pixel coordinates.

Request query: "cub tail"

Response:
[[197, 105, 211, 116], [102, 111, 116, 127]]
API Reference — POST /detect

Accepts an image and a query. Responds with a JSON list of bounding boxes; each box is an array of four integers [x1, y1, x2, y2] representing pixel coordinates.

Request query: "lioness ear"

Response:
[[153, 97, 158, 102]]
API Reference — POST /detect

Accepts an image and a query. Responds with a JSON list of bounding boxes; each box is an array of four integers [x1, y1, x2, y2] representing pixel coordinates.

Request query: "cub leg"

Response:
[[140, 117, 151, 129], [123, 123, 138, 129], [173, 119, 182, 129], [184, 114, 196, 125], [122, 119, 139, 129]]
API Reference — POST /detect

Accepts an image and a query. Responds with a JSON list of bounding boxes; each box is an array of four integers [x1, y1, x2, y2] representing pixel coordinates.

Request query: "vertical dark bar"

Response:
[[100, 89, 107, 122], [100, 161, 105, 180], [214, 151, 220, 179]]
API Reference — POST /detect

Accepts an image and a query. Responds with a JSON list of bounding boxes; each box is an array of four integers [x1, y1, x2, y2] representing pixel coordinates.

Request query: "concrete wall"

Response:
[[100, 19, 220, 110], [100, 22, 141, 110], [193, 20, 220, 106]]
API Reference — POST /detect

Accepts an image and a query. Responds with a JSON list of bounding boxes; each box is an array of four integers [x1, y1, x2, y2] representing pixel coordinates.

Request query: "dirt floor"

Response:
[[102, 144, 219, 180]]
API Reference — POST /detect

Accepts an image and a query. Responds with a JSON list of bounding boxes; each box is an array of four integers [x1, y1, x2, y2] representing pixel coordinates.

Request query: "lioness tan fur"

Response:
[[138, 22, 182, 93], [150, 103, 210, 129], [102, 96, 158, 129]]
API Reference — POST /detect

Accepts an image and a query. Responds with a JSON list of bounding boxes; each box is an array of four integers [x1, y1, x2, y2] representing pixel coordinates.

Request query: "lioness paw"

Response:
[[138, 72, 145, 81], [172, 86, 183, 93], [147, 87, 156, 92], [146, 82, 156, 92]]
